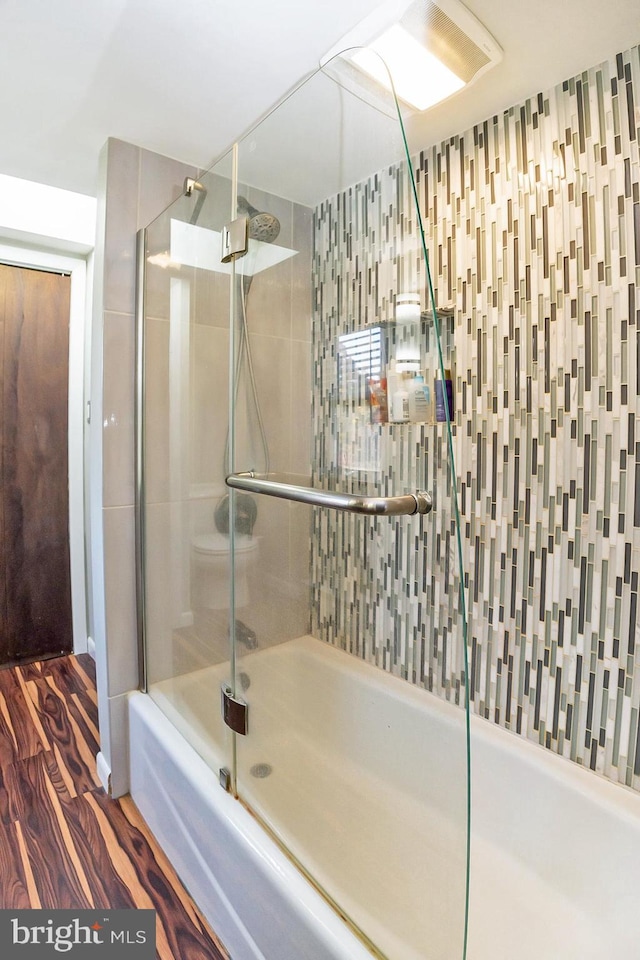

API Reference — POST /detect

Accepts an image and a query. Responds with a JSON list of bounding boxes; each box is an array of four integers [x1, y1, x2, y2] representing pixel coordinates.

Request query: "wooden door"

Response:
[[0, 263, 73, 665]]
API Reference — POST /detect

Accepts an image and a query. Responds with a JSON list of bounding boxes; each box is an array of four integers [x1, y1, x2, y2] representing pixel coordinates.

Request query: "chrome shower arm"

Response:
[[225, 472, 432, 517]]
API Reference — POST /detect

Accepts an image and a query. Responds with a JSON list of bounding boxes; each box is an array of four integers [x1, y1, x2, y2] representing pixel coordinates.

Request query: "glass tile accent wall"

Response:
[[311, 43, 640, 790]]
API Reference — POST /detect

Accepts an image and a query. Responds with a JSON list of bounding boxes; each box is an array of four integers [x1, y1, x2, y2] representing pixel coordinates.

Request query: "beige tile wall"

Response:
[[94, 138, 197, 795]]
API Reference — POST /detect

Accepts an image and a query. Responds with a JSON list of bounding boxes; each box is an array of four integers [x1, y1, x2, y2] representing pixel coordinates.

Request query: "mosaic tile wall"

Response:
[[311, 43, 640, 790]]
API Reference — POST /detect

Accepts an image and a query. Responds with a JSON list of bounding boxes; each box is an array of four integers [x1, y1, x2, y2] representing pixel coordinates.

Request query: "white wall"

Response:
[[0, 173, 96, 252]]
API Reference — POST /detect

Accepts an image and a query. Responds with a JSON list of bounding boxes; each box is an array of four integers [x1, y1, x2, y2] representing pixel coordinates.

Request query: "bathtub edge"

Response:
[[128, 690, 376, 960]]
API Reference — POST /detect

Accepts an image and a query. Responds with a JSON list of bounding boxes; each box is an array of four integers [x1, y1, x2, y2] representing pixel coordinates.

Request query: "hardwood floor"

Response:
[[0, 653, 230, 960]]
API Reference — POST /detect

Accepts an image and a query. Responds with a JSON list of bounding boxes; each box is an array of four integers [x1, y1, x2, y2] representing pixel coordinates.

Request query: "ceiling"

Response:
[[1, 0, 639, 199]]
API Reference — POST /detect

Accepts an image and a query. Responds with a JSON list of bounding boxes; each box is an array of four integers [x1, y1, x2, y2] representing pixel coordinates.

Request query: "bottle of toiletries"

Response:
[[391, 375, 410, 423], [387, 361, 408, 423], [445, 369, 454, 420], [435, 368, 454, 422], [408, 374, 433, 422], [369, 377, 388, 423], [386, 360, 399, 404], [423, 380, 434, 425]]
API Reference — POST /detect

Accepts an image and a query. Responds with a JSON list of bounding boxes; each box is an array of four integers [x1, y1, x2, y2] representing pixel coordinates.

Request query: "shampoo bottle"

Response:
[[408, 374, 432, 422], [423, 380, 434, 425], [369, 378, 388, 423], [386, 361, 400, 405], [435, 368, 454, 422], [391, 372, 410, 423]]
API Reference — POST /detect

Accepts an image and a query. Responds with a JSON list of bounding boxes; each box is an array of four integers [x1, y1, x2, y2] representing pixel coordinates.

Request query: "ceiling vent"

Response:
[[321, 0, 502, 115]]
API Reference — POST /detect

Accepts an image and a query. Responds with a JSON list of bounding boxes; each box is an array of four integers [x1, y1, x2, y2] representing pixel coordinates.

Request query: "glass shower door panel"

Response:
[[142, 153, 237, 780], [230, 62, 469, 960]]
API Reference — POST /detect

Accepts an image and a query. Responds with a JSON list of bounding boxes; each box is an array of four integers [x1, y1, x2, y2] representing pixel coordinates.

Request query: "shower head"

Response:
[[248, 211, 281, 244], [237, 195, 281, 244]]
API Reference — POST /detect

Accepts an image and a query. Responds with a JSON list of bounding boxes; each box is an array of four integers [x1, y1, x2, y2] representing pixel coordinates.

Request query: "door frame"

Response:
[[0, 242, 89, 655]]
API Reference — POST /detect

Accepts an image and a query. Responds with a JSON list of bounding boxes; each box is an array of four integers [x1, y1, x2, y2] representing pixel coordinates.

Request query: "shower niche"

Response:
[[336, 310, 455, 475]]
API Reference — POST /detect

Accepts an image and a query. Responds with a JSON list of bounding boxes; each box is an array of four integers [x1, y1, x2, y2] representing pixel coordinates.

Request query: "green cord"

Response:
[[395, 111, 472, 960]]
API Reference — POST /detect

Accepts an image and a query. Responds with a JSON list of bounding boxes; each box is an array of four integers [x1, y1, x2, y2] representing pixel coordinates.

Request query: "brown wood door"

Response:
[[0, 263, 73, 665]]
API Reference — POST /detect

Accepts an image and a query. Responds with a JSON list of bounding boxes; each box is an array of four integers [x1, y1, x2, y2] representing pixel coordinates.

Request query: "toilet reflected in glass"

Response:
[[191, 532, 259, 611]]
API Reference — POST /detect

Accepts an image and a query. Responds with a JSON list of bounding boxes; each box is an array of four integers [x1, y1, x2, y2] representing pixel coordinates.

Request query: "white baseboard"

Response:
[[96, 751, 111, 795]]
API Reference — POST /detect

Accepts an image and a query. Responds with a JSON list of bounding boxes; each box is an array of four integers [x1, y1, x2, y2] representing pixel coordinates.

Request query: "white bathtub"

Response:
[[129, 635, 640, 960]]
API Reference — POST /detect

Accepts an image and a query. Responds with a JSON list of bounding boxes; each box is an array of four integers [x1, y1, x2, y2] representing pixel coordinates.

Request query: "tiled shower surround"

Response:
[[311, 43, 640, 790]]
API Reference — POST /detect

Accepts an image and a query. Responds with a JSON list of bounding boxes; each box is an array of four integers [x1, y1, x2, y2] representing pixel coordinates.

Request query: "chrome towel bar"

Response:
[[225, 472, 432, 517]]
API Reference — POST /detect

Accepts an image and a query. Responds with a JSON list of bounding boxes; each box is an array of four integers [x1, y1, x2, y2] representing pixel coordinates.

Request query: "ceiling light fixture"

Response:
[[321, 0, 502, 115], [352, 23, 464, 111]]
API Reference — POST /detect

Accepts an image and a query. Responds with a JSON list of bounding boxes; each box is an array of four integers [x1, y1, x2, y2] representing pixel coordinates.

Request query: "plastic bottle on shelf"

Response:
[[369, 378, 388, 423], [386, 360, 399, 404], [391, 374, 410, 423], [423, 379, 434, 425], [435, 368, 454, 422], [408, 373, 433, 423]]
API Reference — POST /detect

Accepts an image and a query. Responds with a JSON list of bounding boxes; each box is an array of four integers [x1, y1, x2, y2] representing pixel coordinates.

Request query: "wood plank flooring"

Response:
[[0, 653, 230, 960]]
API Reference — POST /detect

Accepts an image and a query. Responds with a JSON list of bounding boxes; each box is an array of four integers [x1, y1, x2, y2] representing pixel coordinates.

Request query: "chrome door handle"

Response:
[[225, 472, 432, 516]]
